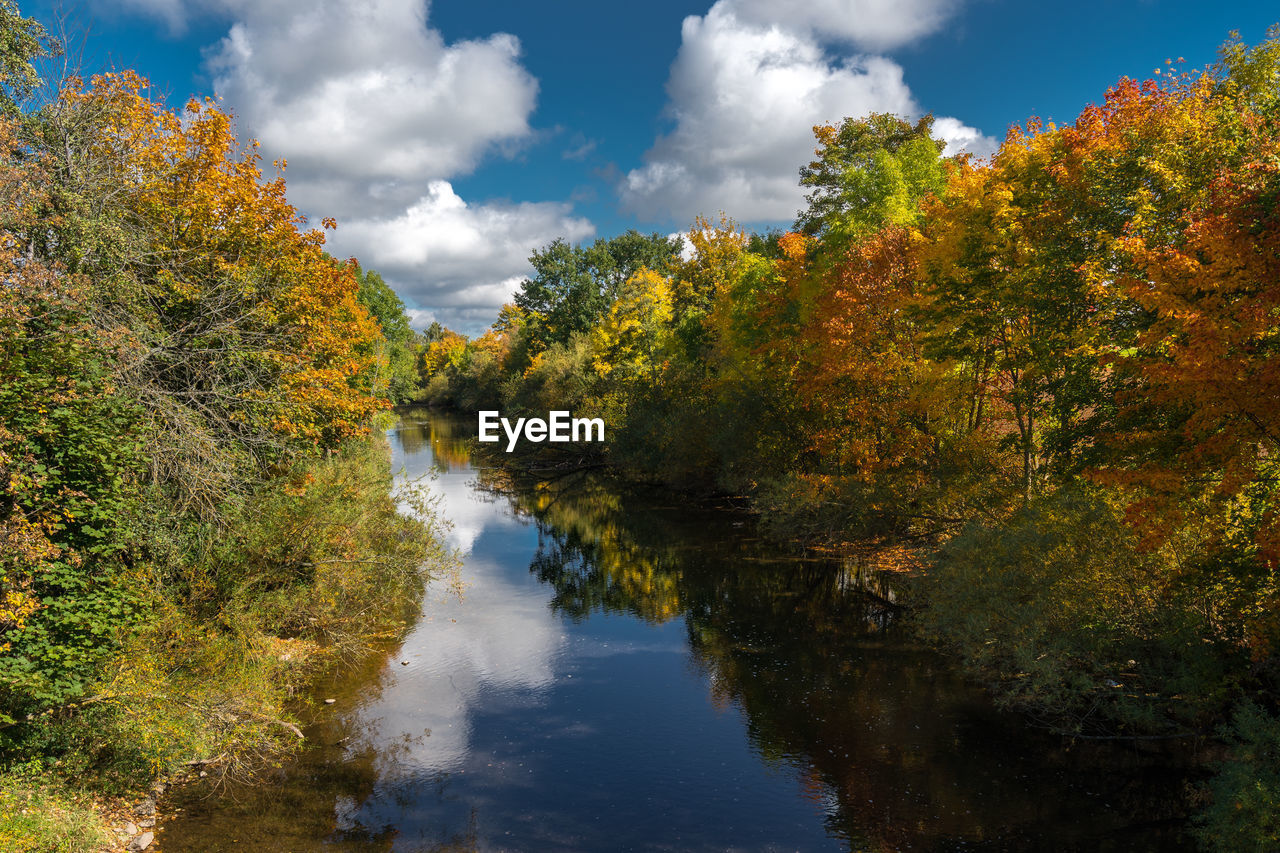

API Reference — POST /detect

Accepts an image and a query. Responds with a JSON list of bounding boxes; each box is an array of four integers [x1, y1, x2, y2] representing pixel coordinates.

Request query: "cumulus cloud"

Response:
[[120, 0, 585, 332], [205, 0, 539, 218], [931, 115, 998, 158], [330, 181, 594, 329], [622, 0, 997, 225], [728, 0, 962, 51]]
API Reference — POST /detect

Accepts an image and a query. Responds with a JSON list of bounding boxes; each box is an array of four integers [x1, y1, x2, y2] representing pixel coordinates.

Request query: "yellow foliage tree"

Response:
[[591, 268, 674, 380], [44, 73, 387, 510]]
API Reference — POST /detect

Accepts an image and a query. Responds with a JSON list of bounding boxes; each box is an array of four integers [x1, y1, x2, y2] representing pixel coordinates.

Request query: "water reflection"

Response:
[[484, 462, 1190, 852], [161, 410, 1190, 852]]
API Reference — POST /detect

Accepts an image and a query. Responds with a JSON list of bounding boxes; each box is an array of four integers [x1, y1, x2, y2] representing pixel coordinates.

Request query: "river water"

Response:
[[160, 409, 1191, 852]]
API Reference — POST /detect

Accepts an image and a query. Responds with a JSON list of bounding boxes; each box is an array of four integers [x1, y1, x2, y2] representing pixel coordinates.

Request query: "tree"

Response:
[[514, 230, 683, 355], [0, 0, 56, 114], [798, 227, 938, 503], [1111, 131, 1280, 657], [26, 72, 386, 514], [355, 266, 419, 402], [355, 267, 412, 344], [797, 113, 947, 244], [916, 64, 1242, 500], [591, 268, 675, 381]]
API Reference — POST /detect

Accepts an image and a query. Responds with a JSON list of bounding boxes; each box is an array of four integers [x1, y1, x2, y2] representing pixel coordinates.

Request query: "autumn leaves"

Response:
[[421, 33, 1280, 779]]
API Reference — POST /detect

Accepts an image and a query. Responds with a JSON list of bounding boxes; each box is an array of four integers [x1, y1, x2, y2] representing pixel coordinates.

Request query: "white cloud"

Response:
[[931, 115, 997, 159], [622, 1, 996, 225], [118, 0, 585, 332], [727, 0, 962, 51], [329, 181, 594, 329], [203, 0, 538, 217]]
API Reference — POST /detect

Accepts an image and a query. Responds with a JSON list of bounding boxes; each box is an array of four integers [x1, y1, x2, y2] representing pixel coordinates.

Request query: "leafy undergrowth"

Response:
[[0, 768, 109, 853], [0, 435, 458, 851]]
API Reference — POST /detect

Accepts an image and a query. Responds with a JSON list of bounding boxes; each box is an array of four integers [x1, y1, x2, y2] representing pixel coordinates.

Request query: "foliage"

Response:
[[0, 124, 142, 716], [2, 434, 454, 792], [0, 769, 107, 853], [355, 266, 421, 403], [915, 487, 1239, 734], [1197, 702, 1280, 851], [797, 113, 947, 243], [513, 230, 683, 357], [23, 72, 388, 516], [0, 0, 57, 114], [591, 268, 674, 381]]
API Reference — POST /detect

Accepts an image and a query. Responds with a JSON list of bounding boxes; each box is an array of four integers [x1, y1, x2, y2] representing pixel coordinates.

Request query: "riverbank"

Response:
[[155, 408, 1198, 851], [0, 433, 456, 853], [432, 403, 1269, 846]]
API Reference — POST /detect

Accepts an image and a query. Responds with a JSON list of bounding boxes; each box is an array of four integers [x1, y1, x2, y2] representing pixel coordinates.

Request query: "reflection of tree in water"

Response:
[[162, 620, 436, 852], [494, 470, 685, 623], [528, 526, 683, 623], [501, 469, 1190, 852], [395, 407, 473, 471]]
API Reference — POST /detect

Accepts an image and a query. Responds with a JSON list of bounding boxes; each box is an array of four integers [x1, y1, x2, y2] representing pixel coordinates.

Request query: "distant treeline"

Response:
[[0, 4, 448, 849], [424, 30, 1280, 849]]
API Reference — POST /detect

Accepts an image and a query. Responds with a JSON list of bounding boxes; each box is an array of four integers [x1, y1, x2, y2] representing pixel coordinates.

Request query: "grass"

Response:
[[0, 431, 458, 849], [0, 769, 110, 853]]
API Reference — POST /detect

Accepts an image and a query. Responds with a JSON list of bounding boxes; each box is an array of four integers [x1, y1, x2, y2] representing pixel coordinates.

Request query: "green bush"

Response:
[[914, 487, 1241, 734], [1197, 702, 1280, 852], [0, 273, 144, 720]]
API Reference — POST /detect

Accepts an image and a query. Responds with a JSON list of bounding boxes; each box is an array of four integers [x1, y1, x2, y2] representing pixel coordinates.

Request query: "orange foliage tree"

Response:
[[36, 73, 387, 511]]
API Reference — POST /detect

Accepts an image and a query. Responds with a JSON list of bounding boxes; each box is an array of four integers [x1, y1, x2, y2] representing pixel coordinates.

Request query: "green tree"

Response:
[[355, 267, 419, 402], [0, 0, 56, 114], [514, 230, 683, 355], [796, 113, 947, 244]]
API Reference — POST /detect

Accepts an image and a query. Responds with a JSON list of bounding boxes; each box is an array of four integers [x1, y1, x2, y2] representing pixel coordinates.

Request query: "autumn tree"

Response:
[[1099, 38, 1280, 658], [591, 268, 675, 381], [24, 73, 386, 514], [514, 231, 683, 356]]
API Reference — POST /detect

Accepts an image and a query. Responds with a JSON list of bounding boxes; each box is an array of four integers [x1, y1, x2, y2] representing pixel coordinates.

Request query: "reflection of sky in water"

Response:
[[160, 414, 1190, 852], [348, 422, 848, 851], [372, 426, 565, 776]]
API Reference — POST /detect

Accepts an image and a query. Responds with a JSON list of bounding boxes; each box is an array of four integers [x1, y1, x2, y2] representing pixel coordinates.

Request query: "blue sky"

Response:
[[23, 0, 1280, 331]]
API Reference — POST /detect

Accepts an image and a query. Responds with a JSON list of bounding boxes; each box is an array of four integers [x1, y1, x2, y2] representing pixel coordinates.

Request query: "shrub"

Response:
[[915, 487, 1240, 734], [1197, 702, 1280, 852]]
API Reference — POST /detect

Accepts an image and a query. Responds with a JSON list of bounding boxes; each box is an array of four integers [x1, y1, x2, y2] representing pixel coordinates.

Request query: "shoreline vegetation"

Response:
[[0, 4, 453, 850], [422, 30, 1280, 850], [1, 0, 1278, 847]]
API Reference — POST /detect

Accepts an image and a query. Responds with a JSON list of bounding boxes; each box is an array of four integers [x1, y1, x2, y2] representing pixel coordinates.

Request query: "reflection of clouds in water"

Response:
[[433, 469, 500, 554], [357, 554, 566, 778], [350, 443, 564, 781], [393, 440, 518, 555]]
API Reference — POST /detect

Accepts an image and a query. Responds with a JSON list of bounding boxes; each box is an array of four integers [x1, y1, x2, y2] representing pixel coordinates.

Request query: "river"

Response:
[[160, 409, 1191, 852]]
